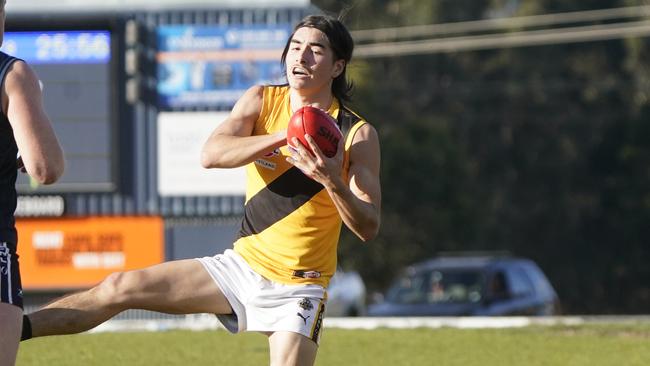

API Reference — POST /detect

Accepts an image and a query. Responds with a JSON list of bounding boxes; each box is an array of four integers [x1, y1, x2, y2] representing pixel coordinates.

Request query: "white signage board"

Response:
[[157, 111, 246, 196]]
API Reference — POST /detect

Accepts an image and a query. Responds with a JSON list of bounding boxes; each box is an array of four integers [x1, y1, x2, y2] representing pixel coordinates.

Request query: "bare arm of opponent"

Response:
[[4, 60, 64, 184]]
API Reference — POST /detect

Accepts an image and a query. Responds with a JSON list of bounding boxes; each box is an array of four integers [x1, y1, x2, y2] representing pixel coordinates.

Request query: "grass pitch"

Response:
[[17, 324, 650, 365]]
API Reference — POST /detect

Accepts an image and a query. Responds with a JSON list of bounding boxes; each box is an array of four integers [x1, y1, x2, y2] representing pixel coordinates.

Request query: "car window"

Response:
[[524, 263, 556, 298], [505, 267, 535, 297], [386, 269, 484, 304], [488, 271, 509, 299]]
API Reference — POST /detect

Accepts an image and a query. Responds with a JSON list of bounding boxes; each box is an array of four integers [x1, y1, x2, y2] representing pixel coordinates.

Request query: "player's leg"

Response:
[[27, 259, 232, 338], [252, 283, 326, 366], [268, 331, 319, 366], [0, 303, 22, 366]]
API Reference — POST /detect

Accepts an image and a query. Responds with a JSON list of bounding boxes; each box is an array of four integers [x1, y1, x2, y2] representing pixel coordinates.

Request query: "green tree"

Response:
[[315, 0, 650, 313]]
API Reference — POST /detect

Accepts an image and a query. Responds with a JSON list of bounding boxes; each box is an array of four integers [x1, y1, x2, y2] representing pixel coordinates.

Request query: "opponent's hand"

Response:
[[287, 134, 344, 188], [16, 155, 26, 173]]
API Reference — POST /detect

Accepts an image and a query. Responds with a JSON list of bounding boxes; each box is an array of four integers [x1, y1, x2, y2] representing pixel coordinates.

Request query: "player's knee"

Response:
[[95, 271, 138, 306]]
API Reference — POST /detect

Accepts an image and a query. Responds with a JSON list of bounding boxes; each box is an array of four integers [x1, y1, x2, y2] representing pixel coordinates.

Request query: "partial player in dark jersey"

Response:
[[0, 1, 65, 364]]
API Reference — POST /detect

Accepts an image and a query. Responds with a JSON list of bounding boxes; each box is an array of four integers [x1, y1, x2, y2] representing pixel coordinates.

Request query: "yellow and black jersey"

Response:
[[233, 85, 368, 287]]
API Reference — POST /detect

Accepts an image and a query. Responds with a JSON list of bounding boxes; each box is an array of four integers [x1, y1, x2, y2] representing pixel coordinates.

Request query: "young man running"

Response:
[[22, 14, 380, 366]]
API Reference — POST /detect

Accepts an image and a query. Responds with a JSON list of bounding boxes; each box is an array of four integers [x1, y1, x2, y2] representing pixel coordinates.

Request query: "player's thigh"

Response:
[[110, 259, 232, 315], [268, 331, 318, 366], [0, 303, 22, 365]]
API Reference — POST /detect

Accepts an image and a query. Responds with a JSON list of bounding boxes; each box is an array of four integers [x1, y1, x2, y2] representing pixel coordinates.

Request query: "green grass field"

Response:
[[16, 324, 650, 365]]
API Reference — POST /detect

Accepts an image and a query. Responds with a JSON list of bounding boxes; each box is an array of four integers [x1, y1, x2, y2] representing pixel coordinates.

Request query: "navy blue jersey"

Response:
[[0, 51, 21, 244]]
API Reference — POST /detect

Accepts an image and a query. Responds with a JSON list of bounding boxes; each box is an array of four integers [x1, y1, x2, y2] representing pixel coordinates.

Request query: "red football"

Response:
[[287, 106, 342, 158]]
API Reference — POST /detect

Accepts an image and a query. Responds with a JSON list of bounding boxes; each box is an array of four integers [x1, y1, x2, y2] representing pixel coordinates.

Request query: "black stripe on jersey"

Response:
[[237, 102, 363, 239], [335, 102, 362, 138], [238, 167, 324, 238]]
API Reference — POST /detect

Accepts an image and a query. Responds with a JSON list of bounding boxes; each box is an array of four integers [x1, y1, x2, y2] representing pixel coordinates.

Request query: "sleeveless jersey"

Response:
[[0, 52, 21, 244], [233, 85, 367, 287]]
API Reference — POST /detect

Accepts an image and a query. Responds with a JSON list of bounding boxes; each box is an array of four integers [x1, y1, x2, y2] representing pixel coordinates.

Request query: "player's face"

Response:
[[286, 27, 345, 95]]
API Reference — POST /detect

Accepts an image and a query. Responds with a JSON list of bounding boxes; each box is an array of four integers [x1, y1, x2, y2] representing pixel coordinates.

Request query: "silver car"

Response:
[[326, 268, 366, 317]]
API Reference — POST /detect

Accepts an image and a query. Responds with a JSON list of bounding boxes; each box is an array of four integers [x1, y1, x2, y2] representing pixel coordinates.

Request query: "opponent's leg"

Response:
[[268, 331, 318, 366], [27, 259, 231, 338], [0, 303, 22, 366]]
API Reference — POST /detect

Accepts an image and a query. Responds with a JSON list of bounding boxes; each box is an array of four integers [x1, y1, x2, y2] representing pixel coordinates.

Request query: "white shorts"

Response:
[[196, 249, 327, 344]]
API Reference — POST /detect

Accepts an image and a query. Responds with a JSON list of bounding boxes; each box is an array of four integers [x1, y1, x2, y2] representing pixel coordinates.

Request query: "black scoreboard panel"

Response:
[[30, 61, 113, 191], [2, 30, 117, 193]]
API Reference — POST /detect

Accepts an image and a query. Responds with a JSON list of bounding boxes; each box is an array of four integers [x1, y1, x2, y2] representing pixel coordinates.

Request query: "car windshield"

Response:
[[386, 268, 485, 304]]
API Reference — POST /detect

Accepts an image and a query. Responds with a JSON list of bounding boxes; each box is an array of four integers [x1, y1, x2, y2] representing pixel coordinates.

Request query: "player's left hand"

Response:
[[287, 134, 344, 186]]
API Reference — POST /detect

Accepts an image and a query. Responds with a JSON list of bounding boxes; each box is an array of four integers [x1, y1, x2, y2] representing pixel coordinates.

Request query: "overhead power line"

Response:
[[351, 5, 650, 42], [354, 20, 650, 58]]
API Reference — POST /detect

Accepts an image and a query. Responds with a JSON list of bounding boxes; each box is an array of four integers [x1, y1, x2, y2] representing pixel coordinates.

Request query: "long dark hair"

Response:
[[281, 15, 354, 102]]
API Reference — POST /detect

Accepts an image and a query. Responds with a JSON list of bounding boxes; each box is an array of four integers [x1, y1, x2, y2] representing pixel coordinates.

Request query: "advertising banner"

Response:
[[16, 216, 164, 289], [156, 24, 291, 109], [157, 111, 246, 196]]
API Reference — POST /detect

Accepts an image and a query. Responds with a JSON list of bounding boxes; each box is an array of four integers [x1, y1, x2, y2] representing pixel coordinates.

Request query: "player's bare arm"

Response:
[[4, 60, 64, 184], [201, 85, 287, 169], [292, 123, 381, 241]]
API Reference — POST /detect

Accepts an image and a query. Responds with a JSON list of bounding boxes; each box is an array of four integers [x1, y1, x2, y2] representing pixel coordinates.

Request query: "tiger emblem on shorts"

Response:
[[298, 298, 314, 311]]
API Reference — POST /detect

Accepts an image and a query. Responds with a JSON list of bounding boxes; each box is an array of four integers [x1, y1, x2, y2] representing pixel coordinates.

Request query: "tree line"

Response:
[[314, 0, 650, 314]]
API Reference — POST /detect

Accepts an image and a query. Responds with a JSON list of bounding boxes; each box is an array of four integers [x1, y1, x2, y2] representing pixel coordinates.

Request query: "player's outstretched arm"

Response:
[[5, 61, 64, 184], [201, 85, 287, 169]]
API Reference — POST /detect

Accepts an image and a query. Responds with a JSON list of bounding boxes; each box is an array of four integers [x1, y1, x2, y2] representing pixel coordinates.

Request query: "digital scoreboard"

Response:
[[1, 30, 117, 193]]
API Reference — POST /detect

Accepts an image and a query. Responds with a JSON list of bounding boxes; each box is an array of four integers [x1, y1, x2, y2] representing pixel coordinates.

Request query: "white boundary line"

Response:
[[325, 316, 585, 329], [83, 315, 650, 334]]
